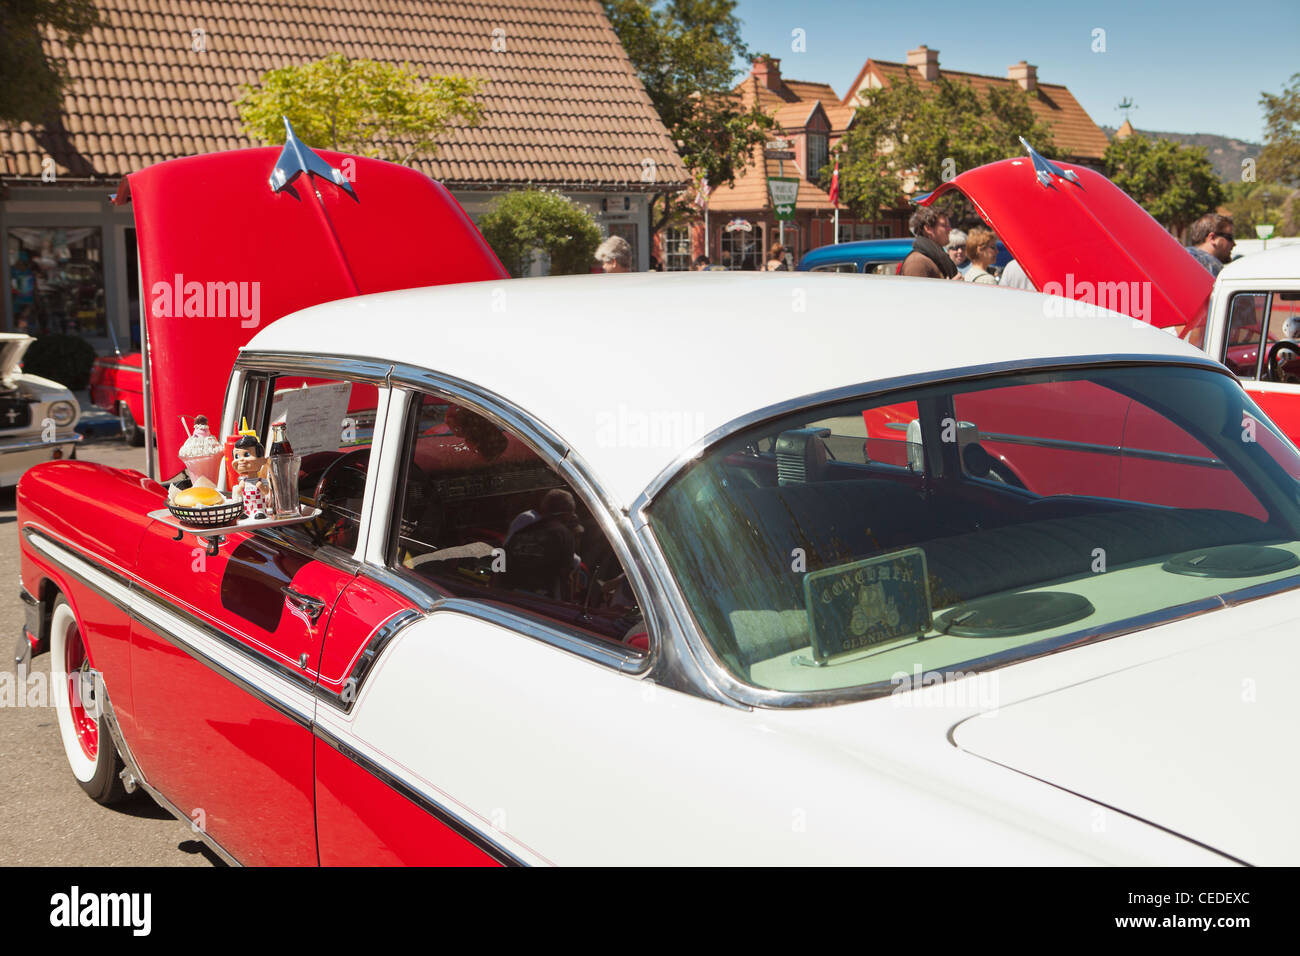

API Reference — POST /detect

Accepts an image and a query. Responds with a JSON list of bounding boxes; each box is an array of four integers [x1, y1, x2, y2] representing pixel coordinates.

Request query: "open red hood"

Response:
[[916, 143, 1212, 330], [115, 139, 507, 474]]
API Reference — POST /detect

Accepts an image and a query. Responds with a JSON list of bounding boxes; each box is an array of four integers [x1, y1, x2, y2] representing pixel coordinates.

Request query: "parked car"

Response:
[[16, 137, 1300, 865], [0, 332, 81, 486], [797, 237, 1012, 275], [1194, 244, 1300, 441], [88, 351, 145, 445]]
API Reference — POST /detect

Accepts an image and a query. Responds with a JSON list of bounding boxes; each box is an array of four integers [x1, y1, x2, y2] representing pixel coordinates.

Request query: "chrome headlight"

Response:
[[48, 400, 77, 427]]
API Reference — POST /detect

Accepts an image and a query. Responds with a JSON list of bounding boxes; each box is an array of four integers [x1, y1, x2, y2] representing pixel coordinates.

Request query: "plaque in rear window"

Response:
[[803, 548, 932, 663]]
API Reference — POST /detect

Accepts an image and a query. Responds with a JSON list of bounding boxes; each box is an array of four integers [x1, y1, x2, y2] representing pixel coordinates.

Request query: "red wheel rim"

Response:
[[64, 622, 98, 759]]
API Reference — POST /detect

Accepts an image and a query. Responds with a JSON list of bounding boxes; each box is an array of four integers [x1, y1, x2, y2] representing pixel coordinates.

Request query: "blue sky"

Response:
[[732, 0, 1298, 142]]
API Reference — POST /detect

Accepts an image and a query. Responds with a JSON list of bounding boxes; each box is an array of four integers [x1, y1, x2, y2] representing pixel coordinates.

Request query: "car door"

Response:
[[127, 364, 389, 865], [311, 384, 653, 865], [1219, 288, 1300, 442]]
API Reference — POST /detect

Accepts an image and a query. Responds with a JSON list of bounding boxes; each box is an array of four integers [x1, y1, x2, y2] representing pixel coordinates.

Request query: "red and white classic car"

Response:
[[17, 136, 1300, 866]]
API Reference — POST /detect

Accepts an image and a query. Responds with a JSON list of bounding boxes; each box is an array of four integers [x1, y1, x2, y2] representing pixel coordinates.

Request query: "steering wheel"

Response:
[[311, 448, 371, 545], [1266, 340, 1300, 384]]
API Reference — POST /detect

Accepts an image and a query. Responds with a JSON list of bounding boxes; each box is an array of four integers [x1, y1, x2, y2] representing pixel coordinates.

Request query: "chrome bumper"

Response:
[[0, 433, 83, 453]]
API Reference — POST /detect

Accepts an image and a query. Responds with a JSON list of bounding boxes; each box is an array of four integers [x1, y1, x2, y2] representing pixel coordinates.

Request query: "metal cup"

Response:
[[269, 454, 302, 519]]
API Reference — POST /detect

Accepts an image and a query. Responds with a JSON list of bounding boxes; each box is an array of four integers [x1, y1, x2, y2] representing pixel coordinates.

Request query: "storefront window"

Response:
[[663, 226, 692, 271], [8, 227, 106, 337], [720, 225, 762, 270]]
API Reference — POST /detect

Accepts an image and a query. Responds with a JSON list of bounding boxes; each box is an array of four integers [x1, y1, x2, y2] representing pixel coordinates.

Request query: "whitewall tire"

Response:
[[49, 597, 128, 803]]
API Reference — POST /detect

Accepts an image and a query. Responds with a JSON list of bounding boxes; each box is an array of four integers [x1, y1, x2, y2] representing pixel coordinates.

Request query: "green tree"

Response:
[[602, 1, 774, 235], [0, 0, 101, 124], [1224, 180, 1298, 235], [478, 189, 603, 277], [831, 74, 1058, 220], [1104, 134, 1225, 237], [1259, 72, 1300, 188], [236, 54, 483, 163]]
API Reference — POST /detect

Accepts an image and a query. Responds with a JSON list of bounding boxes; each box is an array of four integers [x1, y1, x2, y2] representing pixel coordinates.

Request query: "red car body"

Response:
[[19, 143, 511, 864]]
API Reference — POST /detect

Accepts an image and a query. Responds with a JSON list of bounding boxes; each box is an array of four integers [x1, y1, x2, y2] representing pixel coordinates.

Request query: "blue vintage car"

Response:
[[797, 238, 1013, 275]]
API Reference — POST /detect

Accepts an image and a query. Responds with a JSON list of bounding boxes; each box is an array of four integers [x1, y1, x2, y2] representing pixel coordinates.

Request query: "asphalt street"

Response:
[[0, 438, 221, 866]]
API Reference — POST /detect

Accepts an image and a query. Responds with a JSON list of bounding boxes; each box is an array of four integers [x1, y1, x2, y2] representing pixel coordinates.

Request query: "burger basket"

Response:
[[167, 499, 245, 527]]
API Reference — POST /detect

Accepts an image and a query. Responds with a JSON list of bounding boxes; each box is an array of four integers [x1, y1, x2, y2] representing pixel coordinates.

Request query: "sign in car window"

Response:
[[803, 548, 932, 663], [270, 382, 352, 457]]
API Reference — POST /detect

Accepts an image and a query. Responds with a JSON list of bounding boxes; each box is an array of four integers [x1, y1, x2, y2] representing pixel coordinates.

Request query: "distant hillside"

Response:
[[1101, 126, 1261, 182]]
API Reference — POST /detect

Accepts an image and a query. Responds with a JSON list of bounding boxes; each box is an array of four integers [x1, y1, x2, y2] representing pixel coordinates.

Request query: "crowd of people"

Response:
[[591, 205, 1237, 284]]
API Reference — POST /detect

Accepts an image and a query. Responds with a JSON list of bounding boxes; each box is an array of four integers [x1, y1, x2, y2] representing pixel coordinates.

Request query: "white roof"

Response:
[[1217, 243, 1300, 283], [245, 272, 1212, 507]]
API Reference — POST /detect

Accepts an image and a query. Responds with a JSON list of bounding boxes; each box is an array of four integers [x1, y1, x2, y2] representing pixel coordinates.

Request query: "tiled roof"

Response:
[[0, 0, 688, 190], [849, 60, 1109, 161], [752, 77, 855, 133], [706, 75, 836, 214]]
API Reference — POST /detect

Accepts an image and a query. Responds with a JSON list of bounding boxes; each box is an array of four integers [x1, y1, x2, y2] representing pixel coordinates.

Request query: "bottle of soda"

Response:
[[267, 419, 300, 518], [269, 418, 293, 457]]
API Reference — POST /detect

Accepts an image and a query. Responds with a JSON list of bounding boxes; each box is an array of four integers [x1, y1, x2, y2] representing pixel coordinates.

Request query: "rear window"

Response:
[[649, 365, 1300, 698]]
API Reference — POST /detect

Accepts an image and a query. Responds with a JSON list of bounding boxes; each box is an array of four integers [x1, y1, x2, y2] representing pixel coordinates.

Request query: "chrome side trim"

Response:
[[0, 434, 82, 452], [311, 722, 526, 867], [27, 525, 531, 864], [24, 528, 317, 728], [628, 354, 1234, 522]]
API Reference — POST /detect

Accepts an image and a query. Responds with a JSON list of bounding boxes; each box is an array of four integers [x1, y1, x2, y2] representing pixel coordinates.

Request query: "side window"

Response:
[[241, 373, 378, 553], [811, 263, 857, 273], [1264, 291, 1300, 380], [1222, 292, 1267, 379], [388, 393, 646, 653]]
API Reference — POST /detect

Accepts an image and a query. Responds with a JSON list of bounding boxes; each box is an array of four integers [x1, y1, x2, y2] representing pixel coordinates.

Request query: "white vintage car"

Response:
[[20, 139, 1296, 868], [0, 332, 81, 487]]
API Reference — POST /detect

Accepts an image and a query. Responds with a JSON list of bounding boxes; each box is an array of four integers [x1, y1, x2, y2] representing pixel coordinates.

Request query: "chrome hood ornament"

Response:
[[268, 117, 357, 199], [1019, 136, 1080, 188]]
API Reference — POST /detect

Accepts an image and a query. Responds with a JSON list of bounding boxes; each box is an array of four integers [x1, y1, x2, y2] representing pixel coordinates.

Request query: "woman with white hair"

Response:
[[595, 235, 632, 273]]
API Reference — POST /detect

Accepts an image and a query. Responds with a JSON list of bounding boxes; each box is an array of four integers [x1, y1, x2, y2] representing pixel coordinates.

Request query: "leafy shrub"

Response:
[[22, 333, 97, 390], [478, 189, 603, 276]]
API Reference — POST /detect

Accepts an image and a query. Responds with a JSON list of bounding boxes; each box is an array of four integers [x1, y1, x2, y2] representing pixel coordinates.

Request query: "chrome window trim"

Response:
[[974, 432, 1227, 468], [354, 381, 399, 565], [627, 353, 1235, 526], [626, 354, 1274, 710], [322, 608, 423, 713], [234, 350, 393, 385], [230, 351, 395, 566], [430, 598, 647, 675], [375, 371, 673, 684]]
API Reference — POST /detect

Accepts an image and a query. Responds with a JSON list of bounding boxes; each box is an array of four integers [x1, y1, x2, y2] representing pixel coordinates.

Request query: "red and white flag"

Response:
[[695, 174, 710, 209], [828, 161, 840, 207]]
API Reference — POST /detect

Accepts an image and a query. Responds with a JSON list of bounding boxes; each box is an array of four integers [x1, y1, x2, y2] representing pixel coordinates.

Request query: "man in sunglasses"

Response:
[[1185, 213, 1236, 277]]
